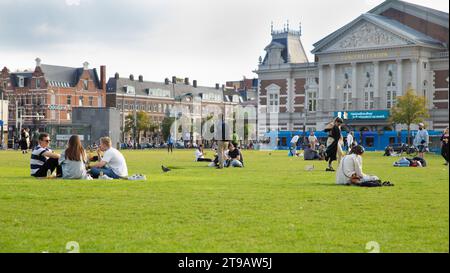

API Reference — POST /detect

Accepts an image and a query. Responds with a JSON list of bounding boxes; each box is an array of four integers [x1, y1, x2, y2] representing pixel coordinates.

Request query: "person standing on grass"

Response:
[[308, 131, 318, 151], [167, 134, 174, 153], [414, 123, 429, 159], [324, 117, 343, 172], [440, 127, 449, 165], [58, 135, 91, 179], [90, 137, 128, 179], [20, 128, 29, 154], [346, 131, 355, 152], [30, 133, 62, 177]]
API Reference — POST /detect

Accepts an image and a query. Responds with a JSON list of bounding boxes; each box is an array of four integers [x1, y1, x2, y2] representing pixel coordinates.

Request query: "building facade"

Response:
[[255, 0, 449, 137], [0, 58, 106, 142], [106, 74, 244, 143]]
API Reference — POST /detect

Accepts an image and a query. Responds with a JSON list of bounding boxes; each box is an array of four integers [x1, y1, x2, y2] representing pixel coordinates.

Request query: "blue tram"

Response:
[[263, 129, 445, 153]]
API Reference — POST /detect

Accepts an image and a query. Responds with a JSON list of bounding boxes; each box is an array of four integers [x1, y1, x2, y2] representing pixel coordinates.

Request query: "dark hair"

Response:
[[38, 133, 49, 141], [65, 135, 85, 161], [335, 117, 344, 124], [350, 145, 365, 155]]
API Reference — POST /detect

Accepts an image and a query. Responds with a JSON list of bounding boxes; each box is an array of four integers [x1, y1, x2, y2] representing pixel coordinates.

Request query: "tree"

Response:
[[161, 116, 175, 141], [124, 111, 153, 144], [390, 87, 429, 145]]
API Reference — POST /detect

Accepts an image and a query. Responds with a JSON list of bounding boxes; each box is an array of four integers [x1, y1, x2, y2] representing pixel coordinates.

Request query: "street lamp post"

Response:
[[0, 88, 4, 149]]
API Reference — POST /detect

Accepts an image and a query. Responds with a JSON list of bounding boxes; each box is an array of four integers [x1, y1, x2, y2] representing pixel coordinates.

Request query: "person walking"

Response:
[[167, 134, 174, 153], [324, 117, 343, 172], [414, 123, 429, 159], [440, 127, 449, 165], [20, 128, 30, 154]]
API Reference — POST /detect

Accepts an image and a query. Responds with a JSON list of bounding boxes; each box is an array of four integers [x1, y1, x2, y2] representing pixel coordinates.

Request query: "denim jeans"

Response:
[[229, 159, 243, 168], [90, 167, 121, 179]]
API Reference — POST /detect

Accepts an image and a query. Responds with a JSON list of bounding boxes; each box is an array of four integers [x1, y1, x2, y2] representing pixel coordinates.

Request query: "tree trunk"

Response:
[[407, 124, 411, 146]]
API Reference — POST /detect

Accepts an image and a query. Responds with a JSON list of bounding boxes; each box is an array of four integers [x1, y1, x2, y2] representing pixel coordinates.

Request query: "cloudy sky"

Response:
[[0, 0, 448, 86]]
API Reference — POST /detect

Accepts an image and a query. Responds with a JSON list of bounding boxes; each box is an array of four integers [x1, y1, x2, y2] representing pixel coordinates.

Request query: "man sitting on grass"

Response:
[[89, 137, 128, 179], [30, 133, 62, 177], [304, 144, 320, 160]]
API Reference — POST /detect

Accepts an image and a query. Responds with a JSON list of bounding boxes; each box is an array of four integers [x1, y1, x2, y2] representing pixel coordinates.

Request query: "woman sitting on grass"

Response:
[[59, 135, 92, 179], [195, 144, 212, 162], [336, 145, 392, 186]]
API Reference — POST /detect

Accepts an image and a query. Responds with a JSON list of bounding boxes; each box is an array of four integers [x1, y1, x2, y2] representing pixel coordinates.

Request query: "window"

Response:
[[2, 81, 6, 89], [88, 96, 93, 106], [83, 80, 88, 90], [386, 81, 397, 108], [67, 111, 71, 121], [79, 96, 83, 106], [67, 95, 72, 105], [268, 92, 279, 113], [364, 82, 374, 110], [343, 83, 352, 110], [307, 91, 317, 112], [422, 81, 427, 98], [423, 62, 427, 69], [18, 76, 25, 88]]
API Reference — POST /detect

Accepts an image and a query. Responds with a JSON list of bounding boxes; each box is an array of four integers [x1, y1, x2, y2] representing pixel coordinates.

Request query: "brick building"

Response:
[[106, 74, 244, 143], [255, 0, 449, 137], [0, 58, 106, 142]]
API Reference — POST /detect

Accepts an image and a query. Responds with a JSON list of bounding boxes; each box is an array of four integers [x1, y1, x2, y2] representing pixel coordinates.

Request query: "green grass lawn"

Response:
[[0, 149, 448, 253]]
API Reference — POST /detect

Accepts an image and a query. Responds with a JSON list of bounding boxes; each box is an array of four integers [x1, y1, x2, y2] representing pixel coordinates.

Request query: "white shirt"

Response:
[[290, 135, 300, 144], [336, 154, 364, 185], [195, 149, 204, 160], [308, 135, 318, 145], [102, 147, 128, 177], [347, 134, 353, 148]]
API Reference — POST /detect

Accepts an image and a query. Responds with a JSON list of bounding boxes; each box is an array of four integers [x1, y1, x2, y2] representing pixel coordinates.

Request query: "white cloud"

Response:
[[65, 0, 80, 6]]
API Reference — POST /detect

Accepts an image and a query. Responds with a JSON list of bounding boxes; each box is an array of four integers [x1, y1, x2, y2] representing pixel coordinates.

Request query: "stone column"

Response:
[[410, 58, 418, 93], [330, 64, 336, 111], [318, 64, 324, 112], [373, 61, 380, 108], [396, 59, 403, 96], [351, 62, 358, 110]]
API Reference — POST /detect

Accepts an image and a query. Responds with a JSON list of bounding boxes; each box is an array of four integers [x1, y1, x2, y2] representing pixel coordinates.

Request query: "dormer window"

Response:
[[36, 78, 41, 89], [83, 79, 88, 90], [18, 76, 25, 88], [125, 85, 135, 94]]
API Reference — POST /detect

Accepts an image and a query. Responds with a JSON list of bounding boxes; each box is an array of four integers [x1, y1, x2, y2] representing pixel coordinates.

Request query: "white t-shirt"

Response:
[[308, 135, 318, 145], [347, 134, 354, 147], [195, 149, 204, 160], [102, 147, 128, 177], [290, 135, 300, 144]]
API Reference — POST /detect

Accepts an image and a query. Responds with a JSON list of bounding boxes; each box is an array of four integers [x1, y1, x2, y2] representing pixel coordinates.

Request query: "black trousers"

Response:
[[197, 158, 212, 162], [442, 145, 449, 162], [168, 143, 173, 153], [33, 158, 62, 177]]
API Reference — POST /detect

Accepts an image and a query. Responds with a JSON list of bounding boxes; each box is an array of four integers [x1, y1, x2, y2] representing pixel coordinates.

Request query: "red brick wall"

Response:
[[434, 70, 449, 88], [295, 78, 306, 95], [259, 79, 287, 96], [294, 97, 305, 104], [381, 8, 449, 45], [434, 102, 448, 109], [434, 90, 448, 100]]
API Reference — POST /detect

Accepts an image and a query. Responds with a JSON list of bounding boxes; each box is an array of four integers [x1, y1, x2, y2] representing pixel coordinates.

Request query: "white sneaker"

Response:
[[99, 174, 113, 180], [128, 174, 146, 181]]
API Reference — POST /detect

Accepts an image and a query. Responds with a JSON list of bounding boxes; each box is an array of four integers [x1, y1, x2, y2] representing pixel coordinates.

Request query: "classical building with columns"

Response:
[[255, 0, 449, 137]]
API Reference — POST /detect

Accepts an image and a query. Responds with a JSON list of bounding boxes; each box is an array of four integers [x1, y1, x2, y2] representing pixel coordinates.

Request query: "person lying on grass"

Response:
[[336, 145, 387, 186], [30, 133, 62, 178], [89, 137, 128, 179]]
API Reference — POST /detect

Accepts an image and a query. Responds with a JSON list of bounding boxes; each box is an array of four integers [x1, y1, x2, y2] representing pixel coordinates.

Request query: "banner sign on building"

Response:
[[335, 110, 390, 120], [56, 134, 85, 141]]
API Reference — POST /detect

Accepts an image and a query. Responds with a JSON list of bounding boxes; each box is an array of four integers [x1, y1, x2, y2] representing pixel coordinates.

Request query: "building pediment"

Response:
[[321, 20, 410, 53]]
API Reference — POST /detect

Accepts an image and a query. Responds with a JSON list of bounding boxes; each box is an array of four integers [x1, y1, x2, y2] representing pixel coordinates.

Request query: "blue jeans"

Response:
[[90, 167, 121, 179], [229, 159, 243, 168]]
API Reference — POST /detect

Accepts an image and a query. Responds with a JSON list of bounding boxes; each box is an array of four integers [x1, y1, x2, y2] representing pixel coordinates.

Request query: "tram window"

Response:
[[389, 137, 395, 144], [365, 137, 374, 147]]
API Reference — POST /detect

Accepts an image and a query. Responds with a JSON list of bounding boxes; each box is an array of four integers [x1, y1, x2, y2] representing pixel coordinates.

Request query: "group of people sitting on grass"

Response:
[[30, 133, 128, 180], [194, 142, 244, 168]]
